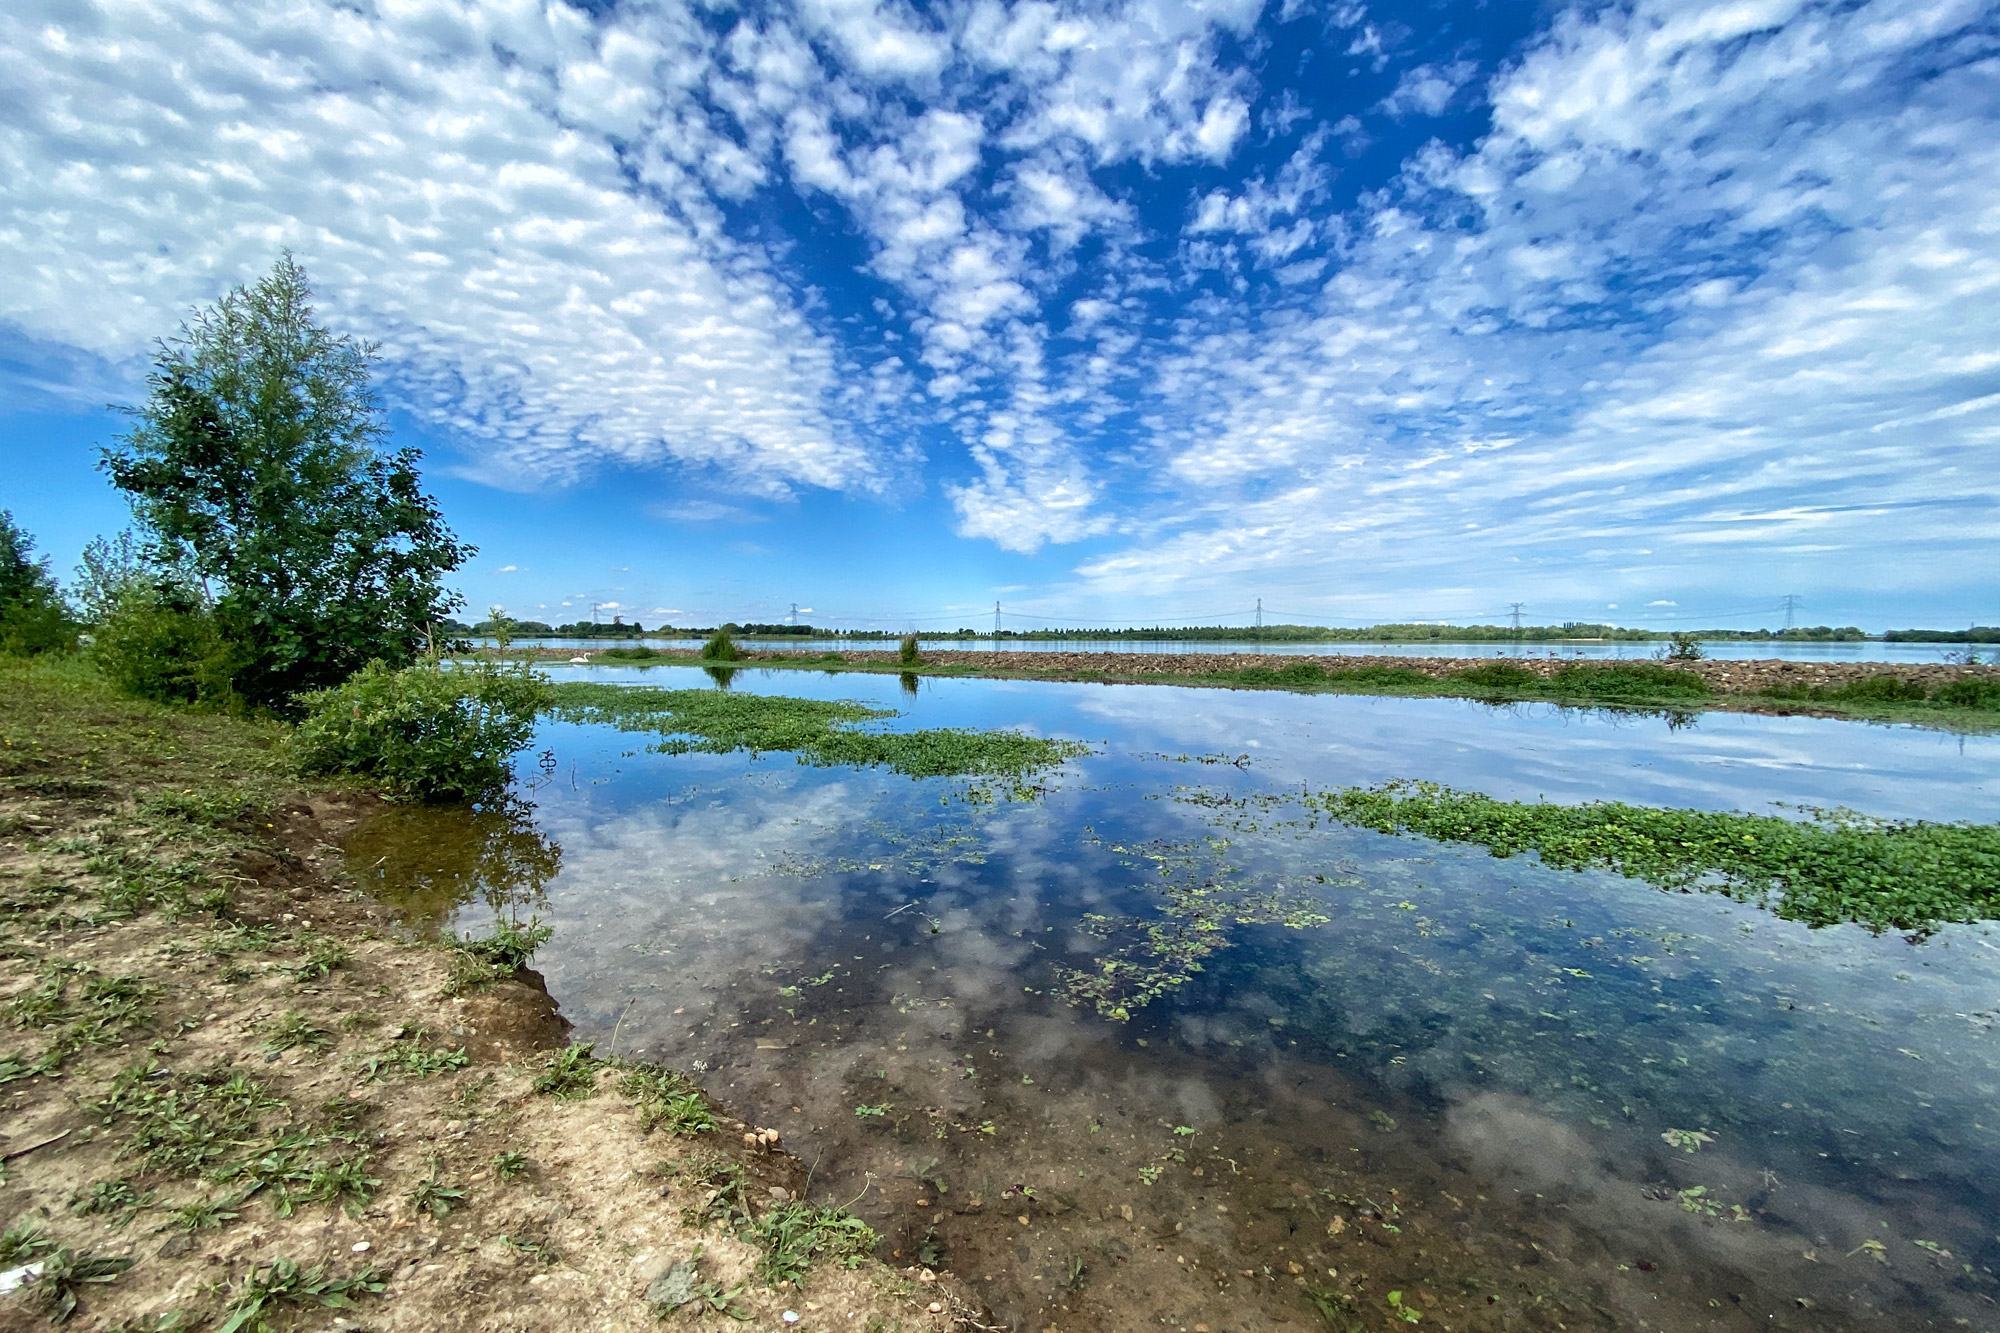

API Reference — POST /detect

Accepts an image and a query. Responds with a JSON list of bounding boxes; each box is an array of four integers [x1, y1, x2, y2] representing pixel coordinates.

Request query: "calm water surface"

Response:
[[485, 637, 1992, 665], [352, 668, 2000, 1333]]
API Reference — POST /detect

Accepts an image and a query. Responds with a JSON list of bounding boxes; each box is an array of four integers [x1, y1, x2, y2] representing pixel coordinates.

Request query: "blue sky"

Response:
[[2, 0, 1996, 633]]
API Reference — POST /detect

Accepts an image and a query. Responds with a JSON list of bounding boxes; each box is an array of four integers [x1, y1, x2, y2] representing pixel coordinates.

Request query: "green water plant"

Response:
[[548, 682, 1088, 779], [1307, 780, 2000, 933]]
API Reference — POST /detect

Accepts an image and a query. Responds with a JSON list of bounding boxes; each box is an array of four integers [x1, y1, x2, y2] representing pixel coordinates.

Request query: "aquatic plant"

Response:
[[548, 682, 1088, 779], [1053, 834, 1330, 1020], [1307, 780, 2000, 933]]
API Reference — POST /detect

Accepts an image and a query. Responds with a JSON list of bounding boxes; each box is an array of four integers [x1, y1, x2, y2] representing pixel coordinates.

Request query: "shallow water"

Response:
[[352, 668, 2000, 1332], [482, 636, 1988, 665]]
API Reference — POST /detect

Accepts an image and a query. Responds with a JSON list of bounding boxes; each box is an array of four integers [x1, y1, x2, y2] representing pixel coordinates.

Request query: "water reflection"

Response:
[[703, 664, 740, 689], [351, 671, 2000, 1332], [342, 798, 561, 931]]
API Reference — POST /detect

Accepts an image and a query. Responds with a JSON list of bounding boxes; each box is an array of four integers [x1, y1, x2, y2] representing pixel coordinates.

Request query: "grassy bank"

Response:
[[0, 657, 953, 1331], [526, 648, 2000, 732]]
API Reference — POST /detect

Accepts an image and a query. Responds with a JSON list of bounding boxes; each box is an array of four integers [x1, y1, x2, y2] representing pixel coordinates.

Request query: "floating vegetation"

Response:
[[1304, 780, 2000, 933], [1053, 835, 1331, 1020], [548, 682, 1088, 779]]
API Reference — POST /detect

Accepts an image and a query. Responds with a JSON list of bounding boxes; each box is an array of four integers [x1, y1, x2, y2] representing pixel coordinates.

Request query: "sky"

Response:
[[2, 0, 1997, 633]]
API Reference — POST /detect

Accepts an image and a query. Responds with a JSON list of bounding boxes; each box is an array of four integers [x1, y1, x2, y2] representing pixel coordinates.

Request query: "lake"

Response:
[[351, 666, 2000, 1332], [482, 637, 1988, 665]]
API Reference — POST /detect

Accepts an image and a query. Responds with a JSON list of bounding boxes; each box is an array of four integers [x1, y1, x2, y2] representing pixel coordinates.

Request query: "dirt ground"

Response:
[[0, 660, 972, 1333]]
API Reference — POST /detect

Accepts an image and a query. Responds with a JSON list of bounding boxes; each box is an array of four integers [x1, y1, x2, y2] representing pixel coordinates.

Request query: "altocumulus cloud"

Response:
[[1, 0, 1997, 604]]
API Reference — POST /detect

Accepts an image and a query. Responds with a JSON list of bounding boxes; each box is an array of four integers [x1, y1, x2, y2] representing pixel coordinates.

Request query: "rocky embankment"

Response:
[[730, 648, 1997, 695]]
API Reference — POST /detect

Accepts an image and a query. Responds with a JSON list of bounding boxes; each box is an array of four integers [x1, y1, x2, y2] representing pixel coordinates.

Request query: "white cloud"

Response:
[[0, 0, 876, 499], [1378, 60, 1477, 117], [496, 564, 519, 573], [1072, 0, 2000, 608]]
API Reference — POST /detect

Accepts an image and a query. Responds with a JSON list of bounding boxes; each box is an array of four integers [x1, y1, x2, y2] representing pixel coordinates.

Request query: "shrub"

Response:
[[599, 646, 662, 661], [1450, 662, 1541, 689], [700, 629, 740, 661], [290, 659, 552, 803], [1661, 632, 1706, 662], [91, 584, 238, 706], [1323, 665, 1433, 688], [1934, 678, 2000, 711], [898, 634, 920, 666], [1549, 662, 1711, 700], [1823, 674, 1928, 704]]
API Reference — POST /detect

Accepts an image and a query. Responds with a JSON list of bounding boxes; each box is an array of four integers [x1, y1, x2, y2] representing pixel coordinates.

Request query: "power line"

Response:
[[1508, 602, 1525, 633], [1781, 593, 1801, 630]]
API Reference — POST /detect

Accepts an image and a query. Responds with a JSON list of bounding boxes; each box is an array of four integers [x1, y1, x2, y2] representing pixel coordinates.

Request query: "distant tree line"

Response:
[[1883, 627, 2000, 643]]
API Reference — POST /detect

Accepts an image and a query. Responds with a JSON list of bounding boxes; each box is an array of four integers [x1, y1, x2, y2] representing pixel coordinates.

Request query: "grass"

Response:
[[215, 1258, 385, 1333], [1309, 779, 2000, 933], [617, 1064, 717, 1136], [547, 682, 1088, 779], [749, 1201, 878, 1287], [532, 1041, 599, 1099]]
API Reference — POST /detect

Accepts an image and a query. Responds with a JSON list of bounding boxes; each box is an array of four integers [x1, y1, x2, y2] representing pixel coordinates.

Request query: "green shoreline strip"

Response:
[[547, 681, 1088, 779], [1308, 780, 2000, 935]]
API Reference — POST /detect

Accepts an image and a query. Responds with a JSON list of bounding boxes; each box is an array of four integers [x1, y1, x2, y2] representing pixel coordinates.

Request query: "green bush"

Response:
[[1549, 662, 1711, 700], [1323, 665, 1433, 688], [290, 659, 552, 803], [599, 646, 663, 661], [1934, 678, 2000, 711], [1450, 662, 1542, 689], [700, 630, 740, 661], [1823, 674, 1928, 704], [898, 634, 920, 666], [91, 585, 238, 706]]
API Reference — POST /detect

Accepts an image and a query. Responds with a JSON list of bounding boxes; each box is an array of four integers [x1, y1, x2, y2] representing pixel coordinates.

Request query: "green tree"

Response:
[[102, 254, 473, 707], [0, 511, 72, 654]]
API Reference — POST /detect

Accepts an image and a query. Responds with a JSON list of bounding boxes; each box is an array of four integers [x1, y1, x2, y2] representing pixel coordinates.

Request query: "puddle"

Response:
[[349, 667, 2000, 1331]]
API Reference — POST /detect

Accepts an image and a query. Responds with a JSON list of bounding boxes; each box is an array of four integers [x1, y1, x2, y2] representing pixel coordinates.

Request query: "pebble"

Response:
[[351, 1242, 370, 1253]]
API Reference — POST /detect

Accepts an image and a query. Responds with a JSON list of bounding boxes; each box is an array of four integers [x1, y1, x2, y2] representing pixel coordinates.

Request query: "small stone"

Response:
[[915, 1197, 929, 1207], [928, 1303, 944, 1314], [1119, 1205, 1133, 1222], [782, 1312, 801, 1324], [351, 1241, 371, 1253], [769, 1186, 791, 1201], [1017, 1215, 1030, 1226]]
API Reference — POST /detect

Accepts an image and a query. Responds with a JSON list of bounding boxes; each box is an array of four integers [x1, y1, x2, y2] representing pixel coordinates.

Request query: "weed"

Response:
[[1450, 662, 1541, 690], [1386, 1289, 1423, 1323], [406, 1171, 466, 1220], [500, 1233, 561, 1265], [164, 1194, 243, 1233], [214, 1258, 385, 1333], [532, 1042, 598, 1100], [1060, 1254, 1088, 1290], [72, 1179, 150, 1224], [24, 1247, 135, 1323], [287, 938, 349, 981], [898, 634, 920, 666], [750, 1202, 878, 1287], [260, 1011, 330, 1055], [447, 1072, 496, 1115], [1, 1217, 53, 1263], [454, 916, 552, 969], [361, 1031, 469, 1080], [1303, 1285, 1355, 1327], [700, 629, 742, 661], [617, 1065, 715, 1136], [853, 1102, 891, 1118], [491, 1150, 531, 1182]]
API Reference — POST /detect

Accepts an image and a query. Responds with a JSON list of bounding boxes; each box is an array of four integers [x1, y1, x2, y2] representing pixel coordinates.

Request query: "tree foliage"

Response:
[[102, 254, 472, 706], [0, 511, 73, 654]]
